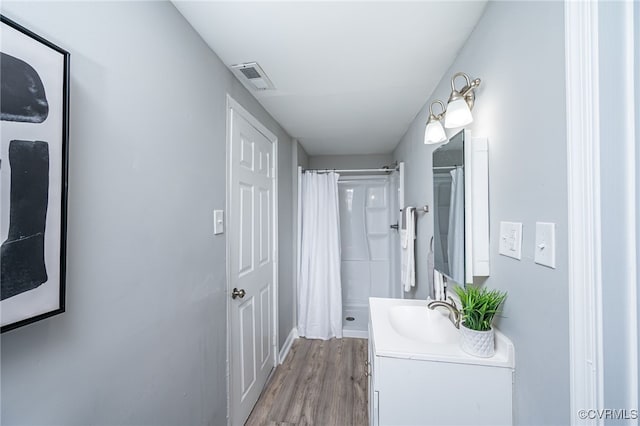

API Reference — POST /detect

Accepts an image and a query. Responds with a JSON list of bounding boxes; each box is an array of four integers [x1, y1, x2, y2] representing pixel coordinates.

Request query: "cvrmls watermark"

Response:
[[578, 409, 638, 420]]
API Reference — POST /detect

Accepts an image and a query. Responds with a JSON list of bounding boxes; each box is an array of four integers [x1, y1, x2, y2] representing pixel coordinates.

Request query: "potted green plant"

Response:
[[453, 285, 507, 358]]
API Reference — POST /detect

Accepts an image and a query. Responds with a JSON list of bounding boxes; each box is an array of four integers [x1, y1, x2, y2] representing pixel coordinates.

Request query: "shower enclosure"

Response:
[[296, 163, 405, 339], [339, 165, 403, 338]]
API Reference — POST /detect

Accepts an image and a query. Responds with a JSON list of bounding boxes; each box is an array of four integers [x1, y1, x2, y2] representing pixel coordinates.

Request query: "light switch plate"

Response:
[[499, 221, 523, 260], [534, 222, 556, 268], [213, 210, 224, 235]]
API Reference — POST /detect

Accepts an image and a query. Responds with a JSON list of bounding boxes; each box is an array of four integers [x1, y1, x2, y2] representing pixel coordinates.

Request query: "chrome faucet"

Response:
[[427, 299, 461, 329]]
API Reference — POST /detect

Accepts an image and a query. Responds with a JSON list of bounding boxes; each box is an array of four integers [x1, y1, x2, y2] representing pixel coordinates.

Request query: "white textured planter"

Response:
[[460, 324, 495, 357]]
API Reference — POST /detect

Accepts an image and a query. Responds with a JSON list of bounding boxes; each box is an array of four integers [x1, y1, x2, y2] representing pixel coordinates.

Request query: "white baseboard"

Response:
[[278, 328, 299, 364]]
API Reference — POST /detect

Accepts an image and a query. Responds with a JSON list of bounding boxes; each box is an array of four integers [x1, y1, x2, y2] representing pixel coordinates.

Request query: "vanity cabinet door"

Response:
[[376, 356, 512, 426]]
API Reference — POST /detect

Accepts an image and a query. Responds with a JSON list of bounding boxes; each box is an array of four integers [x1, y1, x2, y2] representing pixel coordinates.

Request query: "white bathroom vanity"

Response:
[[368, 297, 515, 426]]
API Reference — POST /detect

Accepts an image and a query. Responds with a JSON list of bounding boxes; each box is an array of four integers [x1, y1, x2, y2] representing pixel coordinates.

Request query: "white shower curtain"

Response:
[[298, 171, 343, 340], [447, 166, 465, 284]]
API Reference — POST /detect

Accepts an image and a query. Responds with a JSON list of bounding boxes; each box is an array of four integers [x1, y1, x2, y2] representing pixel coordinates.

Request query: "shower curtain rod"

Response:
[[303, 167, 398, 174]]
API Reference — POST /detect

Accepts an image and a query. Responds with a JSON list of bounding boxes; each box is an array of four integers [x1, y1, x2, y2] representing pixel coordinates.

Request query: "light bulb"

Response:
[[444, 98, 473, 128], [424, 120, 447, 144]]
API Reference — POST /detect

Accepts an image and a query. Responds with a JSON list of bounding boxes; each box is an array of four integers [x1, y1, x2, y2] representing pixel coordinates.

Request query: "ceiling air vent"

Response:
[[231, 62, 275, 91]]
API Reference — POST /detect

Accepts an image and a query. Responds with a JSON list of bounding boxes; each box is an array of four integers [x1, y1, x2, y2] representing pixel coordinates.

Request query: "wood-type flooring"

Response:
[[245, 337, 368, 426]]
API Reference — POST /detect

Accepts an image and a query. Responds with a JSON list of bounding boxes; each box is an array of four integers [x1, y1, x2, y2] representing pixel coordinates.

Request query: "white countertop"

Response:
[[369, 297, 515, 368]]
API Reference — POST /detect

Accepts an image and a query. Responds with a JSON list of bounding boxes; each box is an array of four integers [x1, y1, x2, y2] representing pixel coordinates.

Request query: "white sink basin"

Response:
[[369, 297, 515, 368], [388, 305, 459, 344]]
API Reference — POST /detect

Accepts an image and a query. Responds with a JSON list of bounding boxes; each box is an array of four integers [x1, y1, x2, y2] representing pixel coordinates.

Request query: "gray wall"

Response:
[[277, 140, 294, 350], [277, 141, 304, 349], [288, 140, 309, 344], [393, 2, 569, 424], [308, 153, 393, 170], [0, 2, 293, 425], [598, 1, 640, 418], [297, 140, 309, 169]]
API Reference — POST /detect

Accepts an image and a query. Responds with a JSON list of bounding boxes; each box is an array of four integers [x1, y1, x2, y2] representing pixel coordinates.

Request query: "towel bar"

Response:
[[400, 205, 429, 213]]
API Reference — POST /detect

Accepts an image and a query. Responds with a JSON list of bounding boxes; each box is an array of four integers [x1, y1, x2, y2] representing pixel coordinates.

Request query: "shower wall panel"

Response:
[[339, 178, 391, 309]]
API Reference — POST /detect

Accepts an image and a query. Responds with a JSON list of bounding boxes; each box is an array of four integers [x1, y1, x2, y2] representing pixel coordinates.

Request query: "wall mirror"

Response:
[[432, 130, 489, 286]]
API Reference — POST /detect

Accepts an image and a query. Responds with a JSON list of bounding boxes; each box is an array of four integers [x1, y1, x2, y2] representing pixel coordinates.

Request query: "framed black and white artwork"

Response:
[[1, 15, 69, 333]]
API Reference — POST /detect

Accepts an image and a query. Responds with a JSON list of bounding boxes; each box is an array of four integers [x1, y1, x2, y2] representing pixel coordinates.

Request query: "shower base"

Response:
[[342, 305, 369, 338]]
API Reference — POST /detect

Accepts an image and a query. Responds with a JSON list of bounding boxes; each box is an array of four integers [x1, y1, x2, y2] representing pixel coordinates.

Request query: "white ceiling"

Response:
[[173, 1, 487, 156]]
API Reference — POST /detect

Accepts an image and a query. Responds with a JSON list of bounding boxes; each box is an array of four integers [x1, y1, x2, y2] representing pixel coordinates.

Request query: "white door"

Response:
[[228, 102, 276, 426]]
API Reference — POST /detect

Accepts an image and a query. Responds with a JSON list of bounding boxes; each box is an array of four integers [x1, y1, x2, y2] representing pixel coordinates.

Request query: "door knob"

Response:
[[231, 288, 246, 299]]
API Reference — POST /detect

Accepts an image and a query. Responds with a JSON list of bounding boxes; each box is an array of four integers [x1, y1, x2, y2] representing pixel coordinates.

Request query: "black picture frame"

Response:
[[1, 15, 70, 333]]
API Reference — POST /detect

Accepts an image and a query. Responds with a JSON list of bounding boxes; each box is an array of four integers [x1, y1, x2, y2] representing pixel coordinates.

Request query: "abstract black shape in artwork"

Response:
[[1, 140, 49, 300], [0, 52, 49, 123]]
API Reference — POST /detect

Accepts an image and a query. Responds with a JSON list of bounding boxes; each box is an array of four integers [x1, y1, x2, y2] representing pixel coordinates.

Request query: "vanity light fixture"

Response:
[[424, 71, 482, 144], [444, 72, 481, 129]]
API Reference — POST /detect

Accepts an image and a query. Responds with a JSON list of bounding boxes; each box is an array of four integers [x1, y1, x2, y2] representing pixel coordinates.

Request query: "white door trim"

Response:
[[225, 94, 278, 426], [620, 0, 639, 410], [565, 2, 605, 424]]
